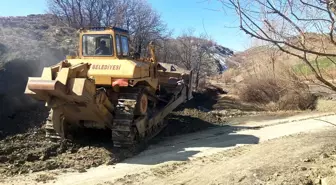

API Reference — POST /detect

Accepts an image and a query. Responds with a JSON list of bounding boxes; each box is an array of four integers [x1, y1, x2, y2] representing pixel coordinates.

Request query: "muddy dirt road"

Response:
[[2, 112, 336, 185]]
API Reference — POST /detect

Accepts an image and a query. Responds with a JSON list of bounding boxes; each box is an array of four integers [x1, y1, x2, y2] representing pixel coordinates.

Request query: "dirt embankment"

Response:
[[0, 129, 117, 176], [0, 14, 77, 137]]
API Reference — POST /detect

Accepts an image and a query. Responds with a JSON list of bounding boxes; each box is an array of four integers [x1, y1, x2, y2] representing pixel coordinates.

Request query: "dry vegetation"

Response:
[[206, 17, 336, 111], [213, 43, 327, 111], [237, 64, 316, 111], [222, 0, 336, 92]]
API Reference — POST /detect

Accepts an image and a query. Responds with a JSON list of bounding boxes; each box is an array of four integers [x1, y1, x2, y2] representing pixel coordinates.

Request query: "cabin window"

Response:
[[121, 36, 129, 56], [82, 34, 113, 56], [116, 35, 121, 56]]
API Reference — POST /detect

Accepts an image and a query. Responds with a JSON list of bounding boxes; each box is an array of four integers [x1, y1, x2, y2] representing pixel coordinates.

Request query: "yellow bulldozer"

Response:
[[24, 26, 194, 147]]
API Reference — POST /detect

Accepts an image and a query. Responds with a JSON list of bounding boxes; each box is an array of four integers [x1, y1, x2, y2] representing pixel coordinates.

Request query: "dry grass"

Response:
[[237, 63, 317, 111], [216, 68, 241, 84], [35, 174, 56, 183], [315, 99, 336, 112]]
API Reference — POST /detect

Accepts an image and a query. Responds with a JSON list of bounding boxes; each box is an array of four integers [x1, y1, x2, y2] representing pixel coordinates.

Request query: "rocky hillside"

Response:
[[0, 14, 77, 63], [208, 45, 235, 73]]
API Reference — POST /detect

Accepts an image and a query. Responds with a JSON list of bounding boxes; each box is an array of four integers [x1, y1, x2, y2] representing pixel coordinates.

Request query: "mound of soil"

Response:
[[0, 14, 77, 137], [0, 128, 124, 176], [0, 59, 62, 137], [0, 104, 48, 139]]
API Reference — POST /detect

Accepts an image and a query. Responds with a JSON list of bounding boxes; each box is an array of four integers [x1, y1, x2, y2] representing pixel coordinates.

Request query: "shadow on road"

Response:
[[69, 113, 261, 166], [122, 114, 260, 165]]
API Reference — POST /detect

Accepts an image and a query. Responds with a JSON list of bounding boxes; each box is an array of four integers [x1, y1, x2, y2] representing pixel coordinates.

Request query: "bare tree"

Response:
[[123, 0, 169, 56], [155, 37, 180, 64], [267, 45, 281, 78], [222, 0, 336, 91], [46, 0, 168, 56], [161, 28, 217, 89], [193, 34, 215, 89]]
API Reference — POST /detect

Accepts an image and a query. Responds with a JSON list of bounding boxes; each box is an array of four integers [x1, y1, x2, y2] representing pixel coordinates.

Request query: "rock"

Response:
[[0, 168, 7, 174], [321, 177, 336, 185], [78, 168, 87, 173], [105, 159, 114, 166], [320, 153, 329, 159], [197, 106, 210, 112], [39, 155, 48, 161], [78, 147, 90, 152], [91, 162, 99, 168], [17, 160, 25, 165], [70, 148, 77, 153], [273, 172, 280, 177], [237, 175, 246, 182], [300, 166, 308, 171], [45, 161, 59, 170], [302, 158, 311, 162], [0, 156, 9, 163], [314, 178, 321, 184], [26, 153, 39, 162], [64, 39, 72, 43], [303, 179, 314, 185], [35, 174, 56, 183]]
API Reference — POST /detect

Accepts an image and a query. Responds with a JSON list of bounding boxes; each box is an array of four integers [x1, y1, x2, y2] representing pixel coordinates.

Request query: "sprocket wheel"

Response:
[[135, 91, 149, 115]]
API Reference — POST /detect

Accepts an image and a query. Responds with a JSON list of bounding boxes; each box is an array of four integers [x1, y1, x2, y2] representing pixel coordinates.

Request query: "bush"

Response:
[[238, 63, 317, 111]]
